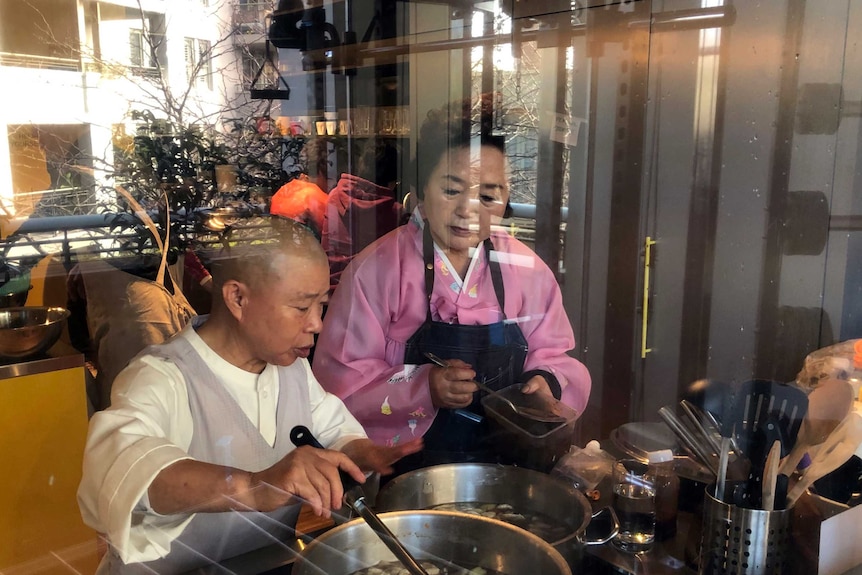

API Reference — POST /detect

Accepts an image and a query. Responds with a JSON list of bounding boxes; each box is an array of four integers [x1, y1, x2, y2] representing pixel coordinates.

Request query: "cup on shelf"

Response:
[[353, 106, 371, 136], [315, 120, 326, 136], [325, 120, 336, 136], [338, 119, 350, 135], [380, 107, 396, 135], [275, 116, 290, 136]]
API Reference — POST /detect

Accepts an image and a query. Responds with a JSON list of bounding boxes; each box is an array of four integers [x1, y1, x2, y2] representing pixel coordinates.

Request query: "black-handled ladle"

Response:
[[289, 426, 429, 575]]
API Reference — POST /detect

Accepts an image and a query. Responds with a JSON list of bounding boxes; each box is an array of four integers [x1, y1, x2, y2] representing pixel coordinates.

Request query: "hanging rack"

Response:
[[249, 17, 291, 100]]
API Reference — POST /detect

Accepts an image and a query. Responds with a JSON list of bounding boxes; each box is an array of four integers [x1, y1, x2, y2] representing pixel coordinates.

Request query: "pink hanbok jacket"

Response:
[[312, 214, 591, 447]]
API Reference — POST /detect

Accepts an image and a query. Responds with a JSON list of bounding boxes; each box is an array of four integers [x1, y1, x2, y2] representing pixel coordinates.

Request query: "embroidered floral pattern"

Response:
[[387, 364, 419, 384], [409, 407, 427, 418], [380, 396, 392, 415]]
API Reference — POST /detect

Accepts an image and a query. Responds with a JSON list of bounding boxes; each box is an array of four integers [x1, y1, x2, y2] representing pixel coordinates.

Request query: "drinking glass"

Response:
[[611, 458, 656, 553]]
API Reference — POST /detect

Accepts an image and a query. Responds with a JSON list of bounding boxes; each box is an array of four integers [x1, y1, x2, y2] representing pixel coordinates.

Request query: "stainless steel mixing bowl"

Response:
[[0, 306, 70, 360]]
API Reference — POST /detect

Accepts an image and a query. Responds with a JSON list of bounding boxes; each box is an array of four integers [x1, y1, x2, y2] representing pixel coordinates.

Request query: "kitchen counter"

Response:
[[0, 344, 83, 380], [0, 343, 97, 572]]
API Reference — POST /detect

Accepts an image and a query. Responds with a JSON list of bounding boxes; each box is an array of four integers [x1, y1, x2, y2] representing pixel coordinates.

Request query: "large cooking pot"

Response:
[[375, 463, 617, 565], [292, 510, 572, 575]]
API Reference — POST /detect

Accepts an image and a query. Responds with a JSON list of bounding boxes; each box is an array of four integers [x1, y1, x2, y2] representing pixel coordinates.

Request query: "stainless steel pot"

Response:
[[292, 510, 572, 575], [375, 463, 617, 565]]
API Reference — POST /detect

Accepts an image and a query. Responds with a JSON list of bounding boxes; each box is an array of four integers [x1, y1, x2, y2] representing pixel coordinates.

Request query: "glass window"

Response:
[[2, 1, 862, 572]]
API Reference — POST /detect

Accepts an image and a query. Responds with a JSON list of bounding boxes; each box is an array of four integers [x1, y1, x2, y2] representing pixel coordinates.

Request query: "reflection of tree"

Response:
[[24, 0, 286, 219], [470, 10, 574, 208]]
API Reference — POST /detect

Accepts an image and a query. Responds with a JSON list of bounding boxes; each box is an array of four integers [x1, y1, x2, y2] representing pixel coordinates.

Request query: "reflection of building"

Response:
[[0, 0, 269, 218]]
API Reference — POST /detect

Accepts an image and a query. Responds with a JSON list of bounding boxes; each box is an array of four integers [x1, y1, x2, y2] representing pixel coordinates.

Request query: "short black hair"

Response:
[[412, 94, 505, 201]]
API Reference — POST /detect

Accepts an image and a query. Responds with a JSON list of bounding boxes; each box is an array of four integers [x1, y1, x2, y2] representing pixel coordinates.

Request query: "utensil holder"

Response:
[[699, 485, 792, 575]]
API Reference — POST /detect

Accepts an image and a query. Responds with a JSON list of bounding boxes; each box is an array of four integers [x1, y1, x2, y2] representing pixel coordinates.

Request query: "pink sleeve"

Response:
[[313, 241, 437, 447], [504, 244, 592, 414]]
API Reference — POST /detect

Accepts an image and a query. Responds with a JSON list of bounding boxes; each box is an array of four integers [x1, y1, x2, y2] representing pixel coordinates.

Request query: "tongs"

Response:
[[423, 352, 565, 423], [290, 426, 429, 575]]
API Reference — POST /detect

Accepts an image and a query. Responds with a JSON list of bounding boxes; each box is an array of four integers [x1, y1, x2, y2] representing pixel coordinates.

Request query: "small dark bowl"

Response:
[[0, 306, 70, 360], [0, 286, 31, 309]]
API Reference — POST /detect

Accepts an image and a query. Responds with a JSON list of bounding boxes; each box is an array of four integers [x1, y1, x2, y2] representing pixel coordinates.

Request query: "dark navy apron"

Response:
[[393, 223, 528, 475]]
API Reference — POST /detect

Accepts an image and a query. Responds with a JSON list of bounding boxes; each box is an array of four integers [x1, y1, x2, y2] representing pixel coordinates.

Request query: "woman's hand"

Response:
[[250, 445, 366, 517], [520, 374, 554, 398], [341, 437, 424, 476], [427, 358, 478, 409]]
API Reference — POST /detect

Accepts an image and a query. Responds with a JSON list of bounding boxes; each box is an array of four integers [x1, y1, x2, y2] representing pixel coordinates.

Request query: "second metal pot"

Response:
[[375, 463, 617, 565], [292, 510, 572, 575]]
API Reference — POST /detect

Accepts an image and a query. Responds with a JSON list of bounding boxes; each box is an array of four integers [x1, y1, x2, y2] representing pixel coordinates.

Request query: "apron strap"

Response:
[[422, 221, 435, 324], [483, 236, 507, 320], [421, 221, 507, 321]]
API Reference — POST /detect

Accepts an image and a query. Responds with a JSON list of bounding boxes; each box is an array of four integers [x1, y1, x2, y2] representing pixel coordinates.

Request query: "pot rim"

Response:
[[296, 509, 572, 575], [376, 463, 594, 546]]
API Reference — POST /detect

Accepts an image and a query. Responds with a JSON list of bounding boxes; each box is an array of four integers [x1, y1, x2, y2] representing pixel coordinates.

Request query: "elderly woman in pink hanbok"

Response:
[[312, 97, 591, 476]]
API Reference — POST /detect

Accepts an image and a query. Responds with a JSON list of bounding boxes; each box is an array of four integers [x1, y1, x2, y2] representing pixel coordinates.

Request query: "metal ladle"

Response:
[[289, 426, 429, 575], [423, 352, 566, 423]]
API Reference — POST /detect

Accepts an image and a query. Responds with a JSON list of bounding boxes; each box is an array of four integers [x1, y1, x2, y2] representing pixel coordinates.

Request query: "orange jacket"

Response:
[[270, 177, 328, 237]]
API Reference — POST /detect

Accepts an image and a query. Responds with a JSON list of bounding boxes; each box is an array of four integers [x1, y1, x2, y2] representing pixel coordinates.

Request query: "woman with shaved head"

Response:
[[78, 220, 421, 573]]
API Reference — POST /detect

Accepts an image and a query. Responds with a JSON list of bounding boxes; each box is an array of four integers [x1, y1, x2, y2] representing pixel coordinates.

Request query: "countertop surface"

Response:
[[0, 340, 83, 380]]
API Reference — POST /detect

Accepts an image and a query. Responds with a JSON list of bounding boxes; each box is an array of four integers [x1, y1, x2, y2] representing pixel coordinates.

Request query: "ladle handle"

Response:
[[289, 426, 430, 575], [778, 441, 807, 477], [289, 425, 362, 493]]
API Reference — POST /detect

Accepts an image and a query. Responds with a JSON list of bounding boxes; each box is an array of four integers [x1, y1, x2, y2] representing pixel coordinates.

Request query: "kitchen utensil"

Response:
[[680, 399, 723, 456], [422, 352, 564, 423], [481, 384, 579, 471], [779, 378, 854, 476], [658, 406, 719, 476], [683, 378, 735, 423], [289, 425, 429, 575], [701, 483, 793, 575], [0, 306, 70, 360], [724, 379, 808, 464], [609, 421, 679, 460], [786, 411, 862, 507], [743, 413, 786, 509], [375, 463, 618, 566], [717, 433, 731, 502], [762, 440, 781, 511], [292, 510, 573, 575]]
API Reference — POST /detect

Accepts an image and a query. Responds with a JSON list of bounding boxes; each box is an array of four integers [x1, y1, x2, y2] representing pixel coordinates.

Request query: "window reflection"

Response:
[[1, 0, 862, 570]]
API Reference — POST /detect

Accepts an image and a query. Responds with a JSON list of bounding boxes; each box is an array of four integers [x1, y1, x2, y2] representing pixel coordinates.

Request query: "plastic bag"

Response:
[[795, 339, 860, 391], [551, 440, 615, 493]]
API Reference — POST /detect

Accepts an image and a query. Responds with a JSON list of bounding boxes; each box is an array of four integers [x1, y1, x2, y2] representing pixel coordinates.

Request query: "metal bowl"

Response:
[[0, 306, 70, 360], [0, 288, 30, 309], [292, 510, 572, 575]]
